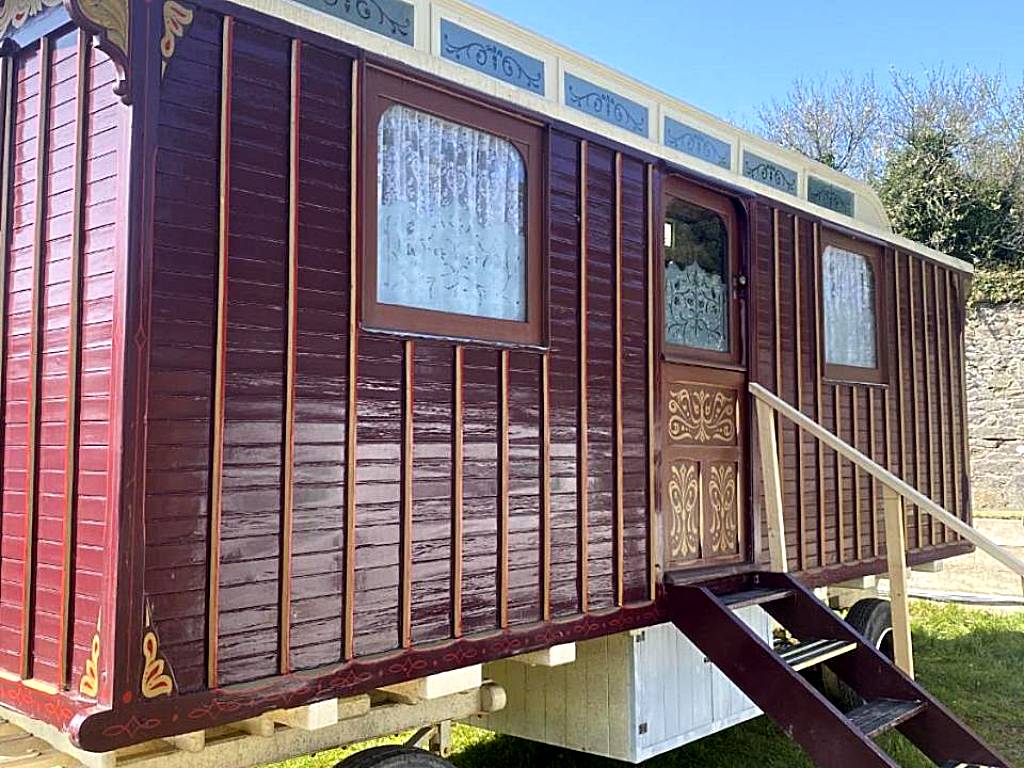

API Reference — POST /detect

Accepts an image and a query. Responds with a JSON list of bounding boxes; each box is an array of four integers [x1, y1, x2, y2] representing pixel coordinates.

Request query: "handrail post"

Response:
[[755, 399, 788, 573], [883, 487, 914, 678]]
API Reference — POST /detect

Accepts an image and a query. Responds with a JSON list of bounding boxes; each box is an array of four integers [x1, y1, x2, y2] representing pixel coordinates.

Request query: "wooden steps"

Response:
[[719, 587, 793, 610], [666, 572, 1012, 768], [778, 638, 858, 672], [846, 698, 925, 738]]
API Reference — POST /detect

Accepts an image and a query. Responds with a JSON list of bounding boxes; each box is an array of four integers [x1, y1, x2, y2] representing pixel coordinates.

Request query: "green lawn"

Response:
[[270, 602, 1024, 768]]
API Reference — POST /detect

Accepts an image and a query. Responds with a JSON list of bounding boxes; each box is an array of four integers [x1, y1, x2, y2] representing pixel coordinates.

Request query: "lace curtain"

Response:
[[377, 104, 527, 321], [823, 246, 877, 368]]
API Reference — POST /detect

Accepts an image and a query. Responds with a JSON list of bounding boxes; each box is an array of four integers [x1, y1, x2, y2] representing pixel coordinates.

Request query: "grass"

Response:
[[267, 602, 1024, 768]]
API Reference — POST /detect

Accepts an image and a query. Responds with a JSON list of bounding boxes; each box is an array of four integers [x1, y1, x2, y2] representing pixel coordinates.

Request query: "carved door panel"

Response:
[[662, 367, 746, 569], [658, 176, 748, 573]]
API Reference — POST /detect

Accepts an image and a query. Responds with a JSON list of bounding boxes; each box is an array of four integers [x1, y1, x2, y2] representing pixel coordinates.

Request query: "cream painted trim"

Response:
[[224, 0, 973, 275]]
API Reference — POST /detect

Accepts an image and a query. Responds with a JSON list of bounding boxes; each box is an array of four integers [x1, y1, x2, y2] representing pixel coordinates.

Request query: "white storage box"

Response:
[[474, 606, 771, 763]]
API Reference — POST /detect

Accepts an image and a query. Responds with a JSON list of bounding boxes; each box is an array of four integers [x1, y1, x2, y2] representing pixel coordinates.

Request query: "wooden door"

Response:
[[659, 178, 748, 571]]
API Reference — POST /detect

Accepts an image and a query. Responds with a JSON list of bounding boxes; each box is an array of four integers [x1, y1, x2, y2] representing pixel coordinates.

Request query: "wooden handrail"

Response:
[[750, 383, 1024, 579]]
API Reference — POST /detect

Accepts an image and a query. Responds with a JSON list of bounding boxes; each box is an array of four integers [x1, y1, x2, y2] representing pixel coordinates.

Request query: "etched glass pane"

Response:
[[663, 199, 729, 352], [823, 246, 877, 368], [377, 104, 527, 321]]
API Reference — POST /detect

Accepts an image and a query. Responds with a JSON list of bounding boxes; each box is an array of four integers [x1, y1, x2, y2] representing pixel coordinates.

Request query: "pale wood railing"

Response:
[[751, 382, 1024, 678]]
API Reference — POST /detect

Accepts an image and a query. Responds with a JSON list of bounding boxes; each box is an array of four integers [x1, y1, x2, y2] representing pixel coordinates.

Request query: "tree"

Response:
[[756, 73, 883, 179], [878, 128, 1013, 268]]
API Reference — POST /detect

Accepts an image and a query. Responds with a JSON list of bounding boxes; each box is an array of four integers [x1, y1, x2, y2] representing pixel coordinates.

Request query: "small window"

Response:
[[821, 234, 885, 383], [663, 196, 732, 357], [363, 67, 544, 346]]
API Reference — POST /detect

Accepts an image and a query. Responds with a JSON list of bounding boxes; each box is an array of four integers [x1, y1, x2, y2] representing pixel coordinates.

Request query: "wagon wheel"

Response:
[[337, 746, 454, 767], [823, 597, 894, 711]]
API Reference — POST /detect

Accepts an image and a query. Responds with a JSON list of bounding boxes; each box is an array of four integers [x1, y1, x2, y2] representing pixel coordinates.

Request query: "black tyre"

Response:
[[823, 598, 894, 711], [337, 746, 454, 768]]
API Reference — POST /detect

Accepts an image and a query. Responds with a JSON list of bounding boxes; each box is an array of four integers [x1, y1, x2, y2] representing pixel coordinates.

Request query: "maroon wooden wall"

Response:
[[142, 10, 653, 694], [0, 26, 126, 700], [750, 203, 971, 579]]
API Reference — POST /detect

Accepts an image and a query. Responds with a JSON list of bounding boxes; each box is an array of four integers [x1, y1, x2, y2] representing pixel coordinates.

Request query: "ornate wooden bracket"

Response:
[[160, 1, 192, 77], [63, 0, 129, 100]]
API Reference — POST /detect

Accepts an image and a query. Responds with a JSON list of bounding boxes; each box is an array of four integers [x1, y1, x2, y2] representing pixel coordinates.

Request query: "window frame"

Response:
[[819, 228, 888, 385], [660, 177, 742, 367], [361, 64, 546, 347]]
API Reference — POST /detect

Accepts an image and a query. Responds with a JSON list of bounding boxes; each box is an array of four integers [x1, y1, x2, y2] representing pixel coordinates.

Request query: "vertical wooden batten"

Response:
[[343, 58, 359, 661], [540, 353, 551, 619], [921, 261, 936, 543], [207, 16, 235, 688], [277, 38, 302, 676], [893, 252, 908, 490], [452, 347, 464, 635], [834, 385, 845, 563], [812, 224, 826, 567], [613, 152, 625, 605], [400, 340, 414, 648], [907, 256, 921, 548], [23, 34, 53, 679], [577, 140, 589, 613], [771, 210, 785, 565], [645, 164, 656, 601], [792, 216, 805, 570], [0, 54, 13, 616], [498, 350, 510, 629], [944, 270, 962, 534], [58, 31, 91, 689], [868, 387, 879, 558], [933, 265, 949, 540], [851, 388, 861, 560]]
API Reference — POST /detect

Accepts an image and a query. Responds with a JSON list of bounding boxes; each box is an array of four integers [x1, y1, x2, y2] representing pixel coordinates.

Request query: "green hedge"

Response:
[[969, 266, 1024, 305]]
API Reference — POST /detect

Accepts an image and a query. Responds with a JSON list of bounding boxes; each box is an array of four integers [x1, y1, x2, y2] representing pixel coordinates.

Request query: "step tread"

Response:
[[719, 588, 794, 610], [778, 638, 858, 672], [847, 698, 925, 737], [940, 764, 1000, 768]]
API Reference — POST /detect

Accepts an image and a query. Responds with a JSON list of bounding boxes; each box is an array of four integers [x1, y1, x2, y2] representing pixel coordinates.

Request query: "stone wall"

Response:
[[966, 303, 1024, 510]]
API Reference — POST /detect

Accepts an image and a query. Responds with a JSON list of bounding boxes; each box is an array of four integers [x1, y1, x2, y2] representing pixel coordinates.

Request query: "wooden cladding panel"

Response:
[[410, 341, 454, 645], [144, 8, 222, 694], [547, 131, 581, 617], [215, 23, 291, 686], [584, 144, 615, 611], [31, 28, 81, 686], [353, 336, 403, 655], [751, 202, 969, 574], [289, 45, 352, 670], [0, 40, 43, 676], [0, 28, 124, 692], [619, 156, 649, 604]]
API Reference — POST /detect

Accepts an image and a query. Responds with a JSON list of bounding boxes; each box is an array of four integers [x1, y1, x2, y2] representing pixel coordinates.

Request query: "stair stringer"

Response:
[[666, 584, 900, 768]]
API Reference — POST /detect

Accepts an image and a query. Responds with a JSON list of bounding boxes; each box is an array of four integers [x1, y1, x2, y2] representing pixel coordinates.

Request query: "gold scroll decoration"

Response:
[[667, 384, 737, 445], [64, 0, 130, 100], [79, 616, 101, 697], [0, 0, 62, 38], [668, 461, 700, 560], [706, 462, 738, 555], [160, 0, 193, 76], [141, 605, 174, 698]]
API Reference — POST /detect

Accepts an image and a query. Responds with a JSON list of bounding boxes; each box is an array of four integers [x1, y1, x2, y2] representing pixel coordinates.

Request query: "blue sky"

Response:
[[472, 0, 1024, 127]]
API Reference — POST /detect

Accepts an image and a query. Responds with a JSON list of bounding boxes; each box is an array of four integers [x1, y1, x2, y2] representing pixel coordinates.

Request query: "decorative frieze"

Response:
[[742, 151, 797, 195], [808, 175, 855, 217], [564, 72, 648, 137], [160, 1, 194, 77], [664, 116, 731, 169], [441, 19, 544, 94], [294, 0, 413, 45]]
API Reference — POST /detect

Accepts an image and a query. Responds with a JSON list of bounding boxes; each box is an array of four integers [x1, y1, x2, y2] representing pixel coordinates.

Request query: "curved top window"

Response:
[[822, 245, 878, 370], [663, 199, 730, 353], [377, 104, 527, 322], [362, 67, 544, 347]]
